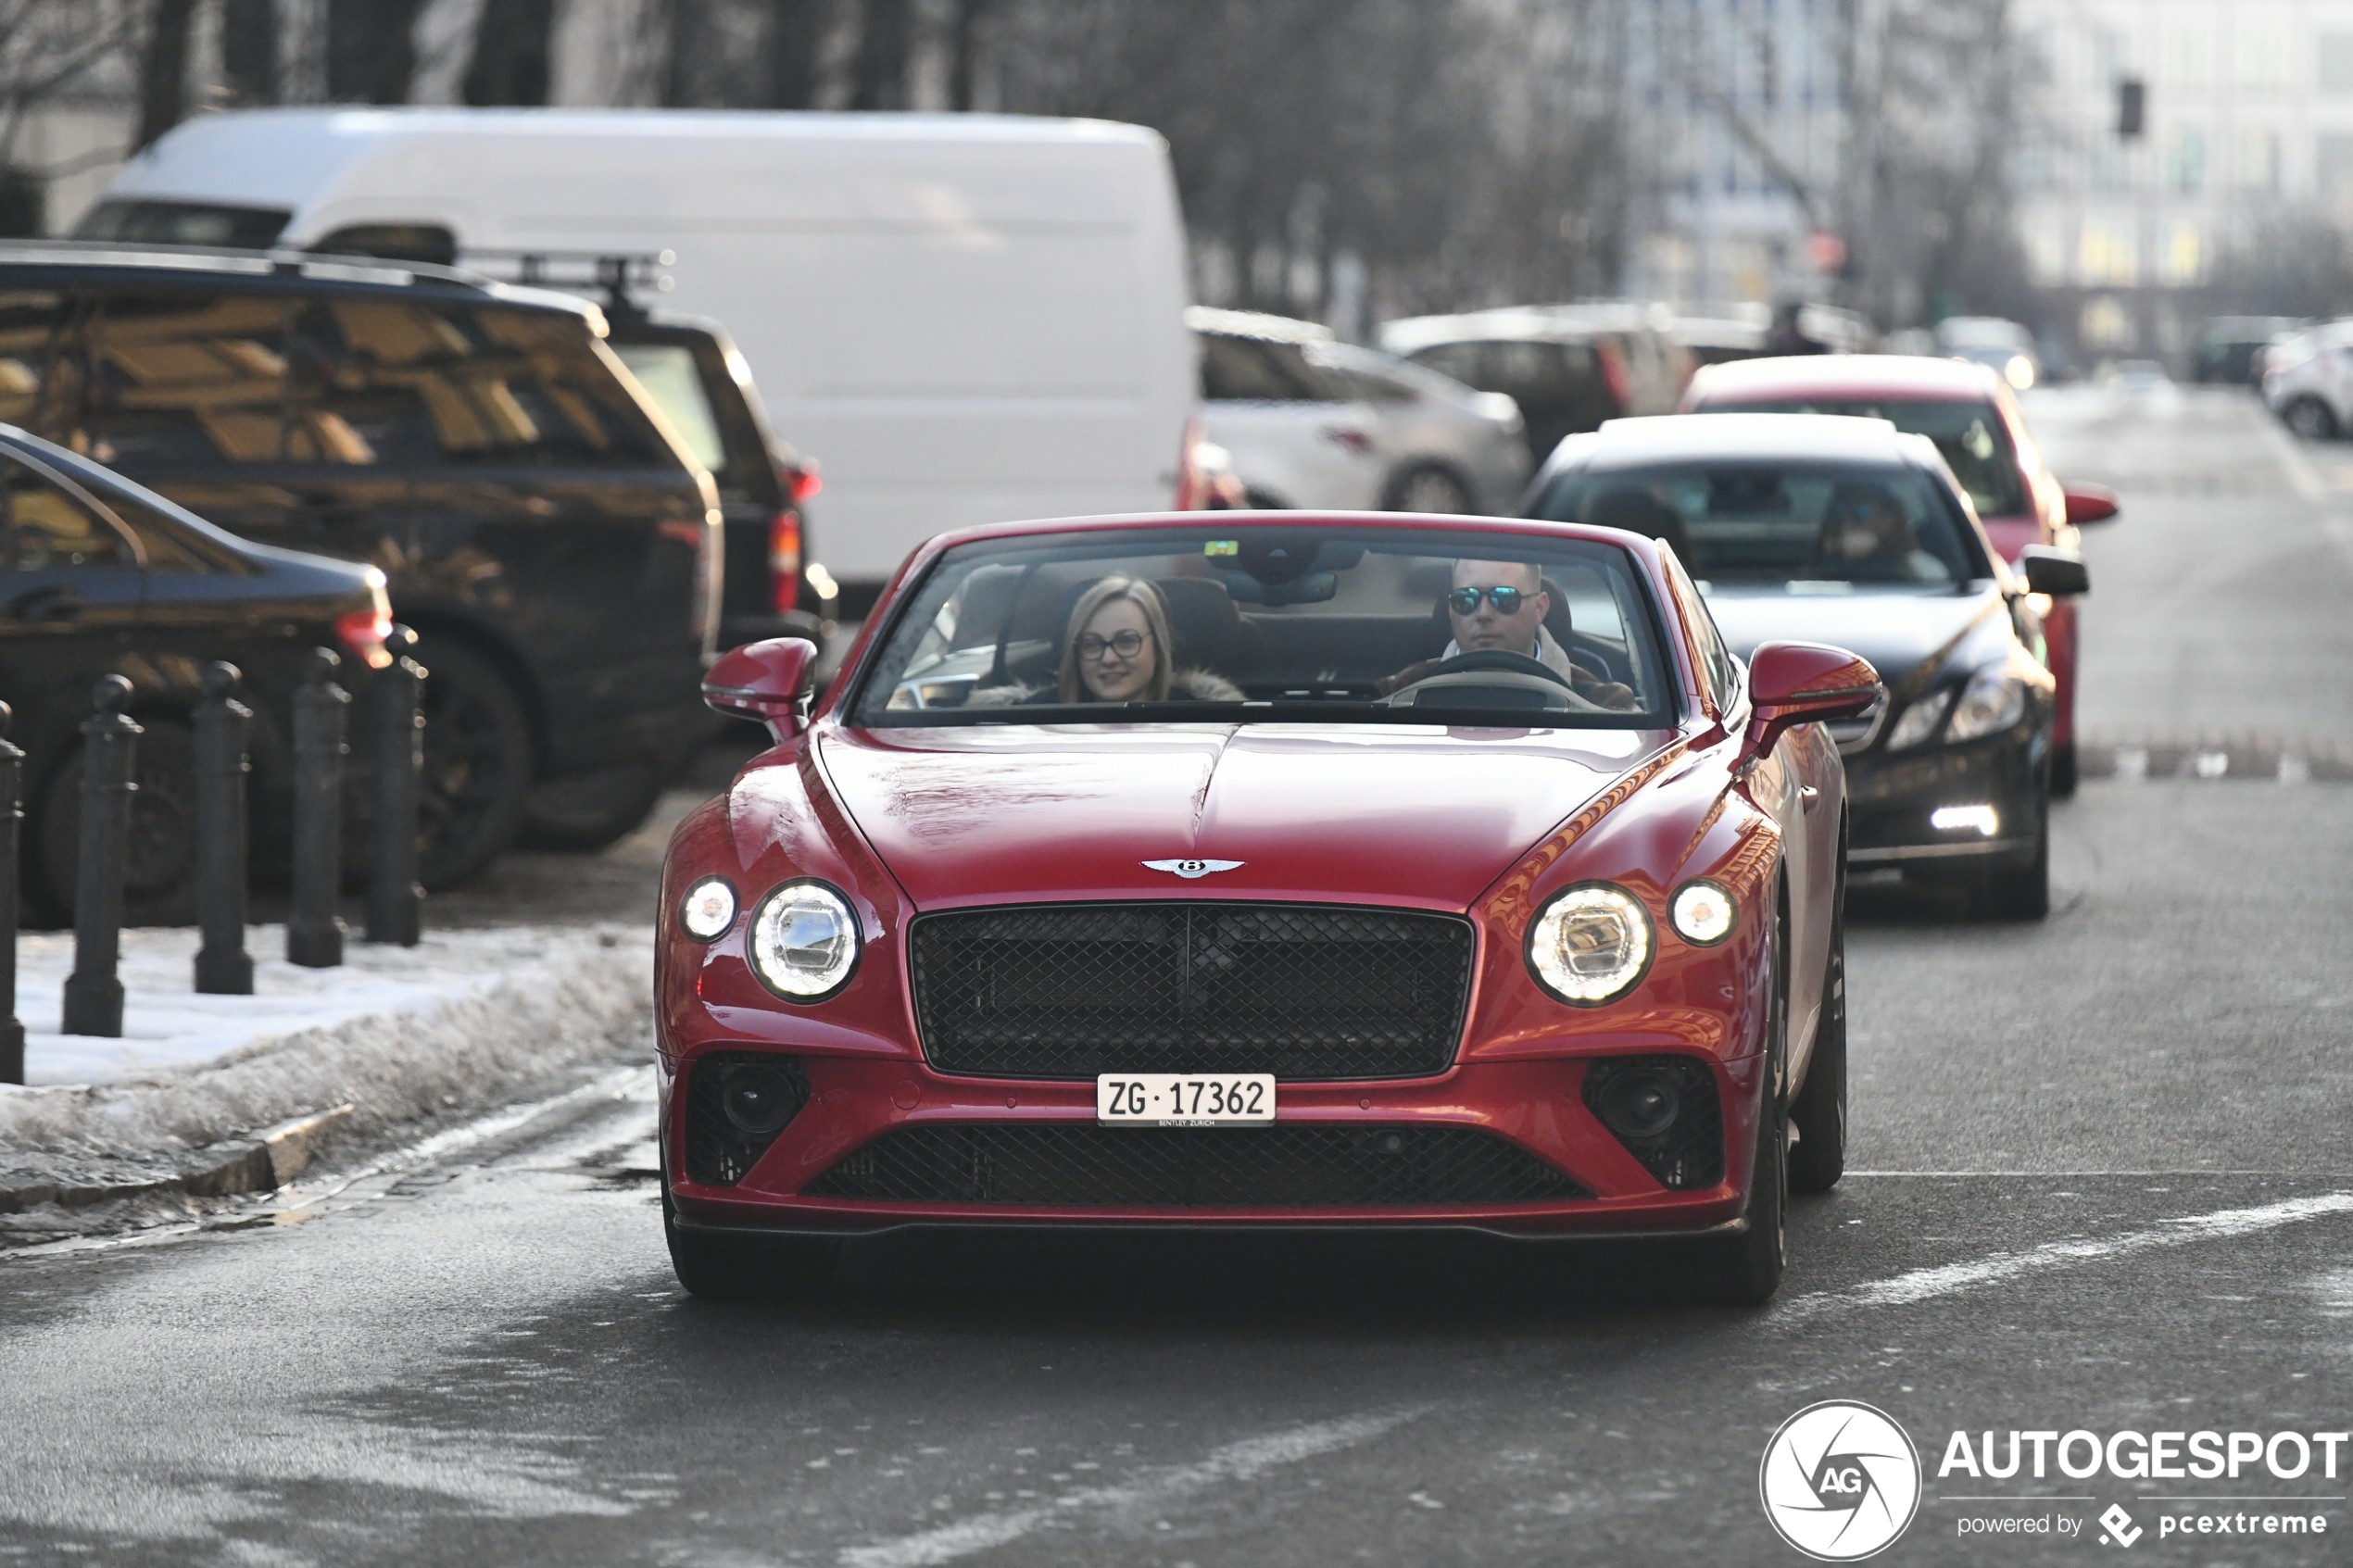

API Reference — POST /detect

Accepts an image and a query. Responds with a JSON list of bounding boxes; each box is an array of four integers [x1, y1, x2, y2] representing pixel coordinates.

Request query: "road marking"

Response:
[[1777, 1192, 2353, 1324], [837, 1409, 1425, 1568]]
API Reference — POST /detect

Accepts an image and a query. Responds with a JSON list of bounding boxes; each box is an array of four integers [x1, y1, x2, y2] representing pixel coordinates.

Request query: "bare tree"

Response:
[[221, 0, 278, 104], [135, 0, 198, 148], [326, 0, 423, 105], [765, 0, 830, 108], [464, 0, 556, 106], [847, 0, 909, 111]]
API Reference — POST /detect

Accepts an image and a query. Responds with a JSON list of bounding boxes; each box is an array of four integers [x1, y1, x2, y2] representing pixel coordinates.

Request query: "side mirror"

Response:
[[703, 637, 818, 739], [1743, 640, 1881, 760], [2017, 546, 2090, 597], [2061, 483, 2120, 524]]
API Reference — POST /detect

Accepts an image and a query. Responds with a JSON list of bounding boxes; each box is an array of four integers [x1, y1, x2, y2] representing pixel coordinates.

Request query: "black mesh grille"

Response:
[[1581, 1056, 1724, 1190], [909, 903, 1476, 1080], [804, 1123, 1586, 1208], [684, 1052, 810, 1185]]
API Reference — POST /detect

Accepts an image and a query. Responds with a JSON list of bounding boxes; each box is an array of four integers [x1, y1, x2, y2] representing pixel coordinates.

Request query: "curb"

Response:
[[0, 1105, 353, 1216]]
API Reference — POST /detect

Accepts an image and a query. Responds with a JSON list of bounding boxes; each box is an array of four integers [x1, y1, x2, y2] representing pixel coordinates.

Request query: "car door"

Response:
[[1196, 333, 1380, 509]]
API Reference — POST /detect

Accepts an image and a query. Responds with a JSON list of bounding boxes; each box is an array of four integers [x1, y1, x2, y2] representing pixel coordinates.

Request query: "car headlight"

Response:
[[747, 880, 861, 1000], [1667, 879, 1736, 946], [679, 876, 737, 941], [1944, 665, 2028, 741], [1884, 690, 1952, 751], [1526, 883, 1654, 1006]]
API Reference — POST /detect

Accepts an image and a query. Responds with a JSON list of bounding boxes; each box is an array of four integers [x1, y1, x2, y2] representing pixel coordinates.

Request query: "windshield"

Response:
[[848, 525, 1675, 728], [74, 199, 291, 250], [1696, 398, 2026, 518], [1528, 462, 1990, 594]]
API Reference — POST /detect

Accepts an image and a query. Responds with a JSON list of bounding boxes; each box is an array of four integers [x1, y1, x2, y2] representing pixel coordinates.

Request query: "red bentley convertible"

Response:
[[656, 512, 1878, 1305]]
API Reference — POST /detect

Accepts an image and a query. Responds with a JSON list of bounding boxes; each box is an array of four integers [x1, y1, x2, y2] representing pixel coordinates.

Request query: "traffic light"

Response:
[[2118, 78, 2145, 139]]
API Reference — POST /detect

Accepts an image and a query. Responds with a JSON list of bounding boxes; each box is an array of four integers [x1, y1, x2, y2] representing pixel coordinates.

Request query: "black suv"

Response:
[[0, 242, 720, 880]]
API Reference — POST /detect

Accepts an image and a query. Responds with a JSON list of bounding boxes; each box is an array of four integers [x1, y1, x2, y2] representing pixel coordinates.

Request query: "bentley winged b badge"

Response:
[[1142, 859, 1244, 880]]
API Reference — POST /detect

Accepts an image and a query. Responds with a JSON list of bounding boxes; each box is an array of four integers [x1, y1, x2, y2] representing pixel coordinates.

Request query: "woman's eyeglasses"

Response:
[[1076, 629, 1148, 660], [1447, 585, 1528, 616]]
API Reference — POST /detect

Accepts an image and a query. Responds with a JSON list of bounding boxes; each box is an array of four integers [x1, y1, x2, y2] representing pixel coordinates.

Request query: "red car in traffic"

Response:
[[1679, 356, 2117, 794], [655, 512, 1877, 1305]]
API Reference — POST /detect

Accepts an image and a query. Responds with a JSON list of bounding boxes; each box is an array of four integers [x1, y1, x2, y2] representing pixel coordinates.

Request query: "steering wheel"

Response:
[[1382, 649, 1601, 709]]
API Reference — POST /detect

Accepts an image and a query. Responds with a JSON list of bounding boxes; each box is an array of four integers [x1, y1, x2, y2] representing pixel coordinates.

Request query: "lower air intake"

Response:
[[684, 1052, 809, 1186], [804, 1123, 1588, 1208]]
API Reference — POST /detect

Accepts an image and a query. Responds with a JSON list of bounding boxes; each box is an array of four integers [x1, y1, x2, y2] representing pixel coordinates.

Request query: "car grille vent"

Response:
[[804, 1123, 1589, 1208], [683, 1052, 810, 1186], [1581, 1056, 1724, 1190], [908, 902, 1475, 1081]]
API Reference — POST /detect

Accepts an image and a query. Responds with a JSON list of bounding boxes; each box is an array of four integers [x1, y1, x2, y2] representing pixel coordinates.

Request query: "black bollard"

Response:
[[61, 675, 139, 1037], [366, 626, 424, 947], [193, 661, 255, 995], [0, 702, 21, 1083], [287, 647, 348, 969]]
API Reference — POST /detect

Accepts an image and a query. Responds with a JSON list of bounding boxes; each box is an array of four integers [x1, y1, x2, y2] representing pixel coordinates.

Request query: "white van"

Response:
[[82, 108, 1198, 590]]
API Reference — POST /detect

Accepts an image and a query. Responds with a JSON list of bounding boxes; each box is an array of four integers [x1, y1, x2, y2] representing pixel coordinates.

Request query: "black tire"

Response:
[[2049, 738, 2077, 799], [2285, 397, 2338, 441], [662, 1180, 839, 1302], [413, 638, 533, 889], [1788, 846, 1846, 1194], [33, 720, 202, 926], [1970, 787, 2050, 921], [1383, 464, 1475, 515], [1692, 882, 1790, 1305], [518, 760, 665, 852]]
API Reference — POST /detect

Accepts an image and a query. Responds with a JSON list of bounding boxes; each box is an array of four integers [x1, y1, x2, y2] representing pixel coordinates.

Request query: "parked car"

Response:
[[1527, 414, 2086, 917], [84, 107, 1197, 598], [2259, 320, 2353, 440], [1934, 316, 2040, 391], [1188, 308, 1528, 514], [656, 510, 1878, 1306], [2194, 316, 2306, 385], [0, 423, 390, 923], [0, 240, 722, 874], [1678, 354, 2116, 796], [1378, 303, 1692, 466]]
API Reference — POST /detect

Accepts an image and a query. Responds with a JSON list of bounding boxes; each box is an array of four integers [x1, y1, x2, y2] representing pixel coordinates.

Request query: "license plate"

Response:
[[1095, 1073, 1276, 1125]]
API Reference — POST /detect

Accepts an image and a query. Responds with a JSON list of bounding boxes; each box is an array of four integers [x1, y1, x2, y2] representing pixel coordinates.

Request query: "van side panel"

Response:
[[107, 111, 1199, 587]]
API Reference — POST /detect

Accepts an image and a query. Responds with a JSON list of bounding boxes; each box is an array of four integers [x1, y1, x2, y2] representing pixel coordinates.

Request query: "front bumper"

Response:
[[1843, 729, 2045, 868], [664, 1054, 1768, 1239]]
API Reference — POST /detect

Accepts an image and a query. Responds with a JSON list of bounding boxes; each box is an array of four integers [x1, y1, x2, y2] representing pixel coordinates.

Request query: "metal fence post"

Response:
[[0, 701, 22, 1084], [366, 625, 423, 946], [287, 647, 348, 969], [61, 675, 139, 1037], [194, 660, 254, 995]]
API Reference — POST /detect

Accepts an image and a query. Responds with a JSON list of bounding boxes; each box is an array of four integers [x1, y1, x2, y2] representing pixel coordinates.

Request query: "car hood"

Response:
[[1703, 585, 2008, 693], [812, 723, 1675, 911]]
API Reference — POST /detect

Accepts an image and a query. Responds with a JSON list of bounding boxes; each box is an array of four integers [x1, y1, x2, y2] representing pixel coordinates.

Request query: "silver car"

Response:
[[1189, 307, 1529, 513]]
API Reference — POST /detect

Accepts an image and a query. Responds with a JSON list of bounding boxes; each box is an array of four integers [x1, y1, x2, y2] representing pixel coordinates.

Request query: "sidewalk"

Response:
[[0, 922, 652, 1242]]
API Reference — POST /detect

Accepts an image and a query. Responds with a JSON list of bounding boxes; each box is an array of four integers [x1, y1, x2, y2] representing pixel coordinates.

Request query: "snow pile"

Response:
[[0, 923, 652, 1197]]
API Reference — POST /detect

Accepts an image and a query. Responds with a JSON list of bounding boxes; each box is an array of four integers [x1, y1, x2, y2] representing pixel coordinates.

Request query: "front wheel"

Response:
[[2286, 397, 2338, 441], [1788, 854, 1847, 1194], [413, 639, 534, 888], [2049, 738, 2078, 799], [1970, 788, 2050, 921], [1383, 464, 1475, 515], [1691, 884, 1789, 1305]]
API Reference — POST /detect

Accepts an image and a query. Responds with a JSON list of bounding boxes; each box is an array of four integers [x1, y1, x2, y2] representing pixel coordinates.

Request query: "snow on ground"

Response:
[[0, 922, 653, 1198]]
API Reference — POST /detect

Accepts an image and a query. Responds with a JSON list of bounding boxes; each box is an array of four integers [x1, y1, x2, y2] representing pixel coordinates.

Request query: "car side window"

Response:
[[75, 291, 292, 468], [1200, 334, 1324, 402], [0, 457, 139, 571], [1661, 550, 1738, 715]]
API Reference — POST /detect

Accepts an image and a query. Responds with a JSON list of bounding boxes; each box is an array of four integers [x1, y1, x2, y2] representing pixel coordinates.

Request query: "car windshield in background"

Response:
[[1529, 462, 1990, 594], [849, 526, 1674, 728], [1700, 398, 2027, 518], [73, 198, 292, 250]]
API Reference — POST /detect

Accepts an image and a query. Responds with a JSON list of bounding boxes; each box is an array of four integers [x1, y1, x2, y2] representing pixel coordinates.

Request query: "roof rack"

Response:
[[453, 249, 674, 319]]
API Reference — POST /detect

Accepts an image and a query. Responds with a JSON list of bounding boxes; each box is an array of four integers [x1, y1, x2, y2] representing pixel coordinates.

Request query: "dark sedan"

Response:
[[1526, 414, 2086, 918], [0, 423, 386, 923]]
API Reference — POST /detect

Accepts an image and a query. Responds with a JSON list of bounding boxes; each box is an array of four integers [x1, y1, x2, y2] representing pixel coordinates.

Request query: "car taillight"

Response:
[[783, 460, 822, 503], [1174, 416, 1207, 509], [334, 602, 393, 671], [769, 509, 802, 614]]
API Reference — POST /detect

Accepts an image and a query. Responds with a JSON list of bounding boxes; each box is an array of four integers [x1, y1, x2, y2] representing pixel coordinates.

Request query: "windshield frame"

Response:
[[835, 518, 1690, 733]]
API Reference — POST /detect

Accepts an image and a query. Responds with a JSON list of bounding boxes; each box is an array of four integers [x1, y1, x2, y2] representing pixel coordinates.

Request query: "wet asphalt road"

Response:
[[2, 385, 2349, 1567]]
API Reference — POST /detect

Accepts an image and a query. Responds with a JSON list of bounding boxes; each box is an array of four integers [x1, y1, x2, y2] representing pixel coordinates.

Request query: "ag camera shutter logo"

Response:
[[1760, 1400, 1923, 1560]]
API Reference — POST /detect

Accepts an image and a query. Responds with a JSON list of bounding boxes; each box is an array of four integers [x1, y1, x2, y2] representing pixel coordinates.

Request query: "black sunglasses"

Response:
[[1448, 585, 1529, 616]]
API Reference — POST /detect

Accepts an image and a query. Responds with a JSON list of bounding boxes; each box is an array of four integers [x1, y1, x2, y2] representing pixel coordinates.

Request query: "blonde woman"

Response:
[[1058, 576, 1242, 703]]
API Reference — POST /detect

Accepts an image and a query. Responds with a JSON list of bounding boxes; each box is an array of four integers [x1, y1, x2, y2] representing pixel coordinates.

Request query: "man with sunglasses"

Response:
[[1376, 558, 1634, 707]]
